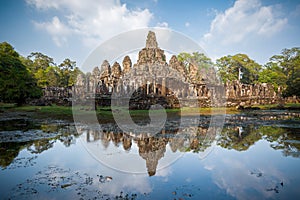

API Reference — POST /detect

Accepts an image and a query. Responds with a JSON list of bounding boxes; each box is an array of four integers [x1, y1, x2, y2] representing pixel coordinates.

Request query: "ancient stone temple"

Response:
[[71, 30, 281, 108], [75, 31, 215, 108]]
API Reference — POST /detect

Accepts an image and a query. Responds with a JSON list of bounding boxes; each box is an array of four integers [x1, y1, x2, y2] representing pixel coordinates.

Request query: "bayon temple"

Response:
[[72, 31, 280, 108], [43, 31, 282, 107]]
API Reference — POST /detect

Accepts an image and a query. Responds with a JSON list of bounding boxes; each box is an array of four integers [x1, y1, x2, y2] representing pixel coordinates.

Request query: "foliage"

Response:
[[216, 54, 262, 84], [45, 66, 60, 87], [0, 42, 19, 57], [177, 52, 214, 70], [27, 52, 55, 73], [58, 58, 80, 87], [0, 42, 42, 104], [217, 125, 300, 157], [177, 52, 220, 84], [269, 47, 300, 97], [24, 52, 82, 88], [0, 41, 85, 104], [258, 62, 286, 91]]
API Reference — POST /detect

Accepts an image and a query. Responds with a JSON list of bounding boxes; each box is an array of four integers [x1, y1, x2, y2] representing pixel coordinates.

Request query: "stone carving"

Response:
[[100, 60, 111, 80], [122, 56, 132, 75], [111, 62, 121, 79], [188, 62, 202, 84], [169, 55, 187, 80]]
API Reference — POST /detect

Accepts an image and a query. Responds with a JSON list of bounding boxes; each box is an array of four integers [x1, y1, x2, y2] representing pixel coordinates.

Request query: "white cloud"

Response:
[[202, 143, 288, 200], [203, 0, 287, 45], [185, 22, 190, 27], [156, 22, 168, 28], [200, 0, 289, 64], [34, 16, 71, 46], [27, 0, 153, 47]]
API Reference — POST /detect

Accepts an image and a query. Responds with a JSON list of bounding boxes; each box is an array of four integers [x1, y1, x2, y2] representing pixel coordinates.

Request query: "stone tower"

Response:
[[145, 31, 158, 49], [137, 31, 166, 65]]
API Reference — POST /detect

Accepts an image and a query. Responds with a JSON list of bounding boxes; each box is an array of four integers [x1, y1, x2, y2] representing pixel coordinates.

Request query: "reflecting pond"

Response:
[[0, 110, 300, 199]]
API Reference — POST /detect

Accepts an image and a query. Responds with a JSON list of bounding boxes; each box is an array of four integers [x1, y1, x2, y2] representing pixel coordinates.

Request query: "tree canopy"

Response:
[[216, 54, 262, 84], [23, 52, 82, 88], [269, 47, 300, 97], [258, 62, 286, 91], [178, 52, 214, 70], [177, 52, 220, 84], [0, 42, 83, 104], [0, 42, 42, 104], [177, 49, 299, 97]]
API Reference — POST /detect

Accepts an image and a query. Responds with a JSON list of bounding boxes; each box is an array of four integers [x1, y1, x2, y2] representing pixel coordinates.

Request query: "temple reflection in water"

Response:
[[1, 111, 299, 175], [76, 110, 300, 176], [81, 124, 216, 176]]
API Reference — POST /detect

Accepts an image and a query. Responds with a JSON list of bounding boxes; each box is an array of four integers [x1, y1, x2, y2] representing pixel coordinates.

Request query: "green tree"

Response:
[[25, 52, 58, 88], [0, 42, 42, 104], [58, 58, 77, 87], [269, 47, 300, 97], [177, 52, 220, 84], [0, 42, 19, 57], [27, 52, 55, 73], [177, 52, 214, 70], [216, 56, 236, 83], [69, 67, 83, 86], [216, 54, 262, 84], [258, 62, 286, 91], [33, 66, 61, 88], [34, 68, 48, 87], [45, 66, 60, 87]]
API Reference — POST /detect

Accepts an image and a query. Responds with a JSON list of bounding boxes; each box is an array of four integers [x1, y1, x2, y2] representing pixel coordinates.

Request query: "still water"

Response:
[[0, 110, 300, 199]]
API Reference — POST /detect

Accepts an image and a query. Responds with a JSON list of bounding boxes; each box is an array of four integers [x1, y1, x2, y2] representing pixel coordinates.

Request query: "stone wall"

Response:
[[224, 81, 280, 107], [29, 86, 72, 106], [39, 80, 291, 107]]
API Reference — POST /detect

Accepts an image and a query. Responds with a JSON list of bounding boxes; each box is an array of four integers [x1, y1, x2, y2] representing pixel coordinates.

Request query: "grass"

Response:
[[1, 102, 299, 122], [13, 105, 73, 114], [0, 103, 17, 109], [3, 104, 237, 118], [255, 103, 300, 110], [10, 105, 74, 120], [179, 106, 239, 115]]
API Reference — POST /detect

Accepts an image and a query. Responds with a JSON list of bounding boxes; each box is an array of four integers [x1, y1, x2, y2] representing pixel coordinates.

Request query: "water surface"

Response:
[[0, 110, 299, 199]]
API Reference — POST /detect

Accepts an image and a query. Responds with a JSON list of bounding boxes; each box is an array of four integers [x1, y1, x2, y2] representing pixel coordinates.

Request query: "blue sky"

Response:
[[1, 0, 299, 67]]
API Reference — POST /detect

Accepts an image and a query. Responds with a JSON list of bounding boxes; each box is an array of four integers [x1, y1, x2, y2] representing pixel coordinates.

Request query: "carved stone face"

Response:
[[111, 62, 121, 78]]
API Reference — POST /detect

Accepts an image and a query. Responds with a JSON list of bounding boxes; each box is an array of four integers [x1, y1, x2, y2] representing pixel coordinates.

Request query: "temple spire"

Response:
[[145, 31, 158, 49]]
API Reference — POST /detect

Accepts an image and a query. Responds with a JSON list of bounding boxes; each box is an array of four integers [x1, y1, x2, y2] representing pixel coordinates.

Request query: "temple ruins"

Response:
[[71, 31, 281, 108]]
